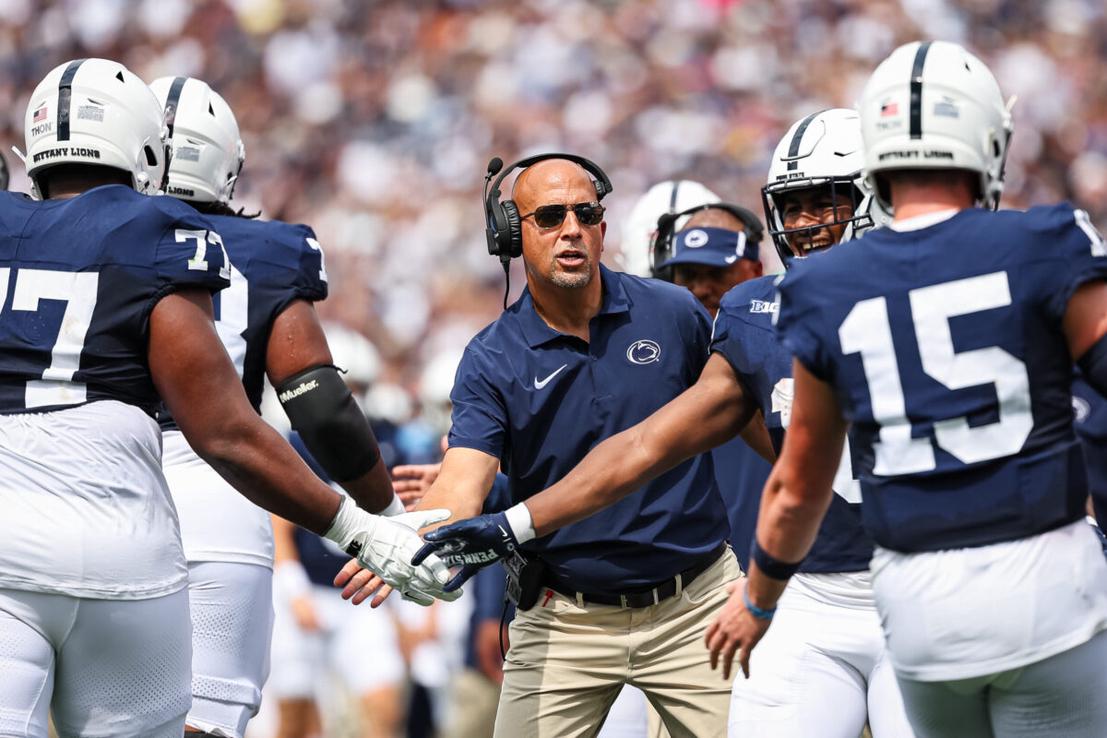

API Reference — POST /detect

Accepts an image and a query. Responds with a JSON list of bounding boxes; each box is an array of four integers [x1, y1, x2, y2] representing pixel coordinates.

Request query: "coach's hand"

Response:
[[413, 511, 520, 592], [705, 580, 773, 680]]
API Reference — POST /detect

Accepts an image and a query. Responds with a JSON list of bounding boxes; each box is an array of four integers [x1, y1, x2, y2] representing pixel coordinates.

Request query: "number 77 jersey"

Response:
[[775, 203, 1107, 553], [0, 186, 230, 416]]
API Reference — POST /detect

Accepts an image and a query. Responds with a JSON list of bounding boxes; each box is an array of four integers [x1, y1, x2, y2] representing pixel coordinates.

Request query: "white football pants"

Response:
[[728, 572, 915, 738]]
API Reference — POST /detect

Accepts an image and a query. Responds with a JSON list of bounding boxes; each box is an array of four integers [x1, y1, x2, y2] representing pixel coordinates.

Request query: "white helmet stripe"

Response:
[[56, 58, 87, 142], [786, 110, 822, 171], [908, 41, 932, 140]]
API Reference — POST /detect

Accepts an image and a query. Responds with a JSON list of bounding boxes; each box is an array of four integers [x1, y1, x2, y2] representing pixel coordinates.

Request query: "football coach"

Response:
[[413, 154, 744, 737]]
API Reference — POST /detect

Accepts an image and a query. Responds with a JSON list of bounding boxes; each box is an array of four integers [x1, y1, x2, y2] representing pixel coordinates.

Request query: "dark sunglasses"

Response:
[[521, 201, 605, 229]]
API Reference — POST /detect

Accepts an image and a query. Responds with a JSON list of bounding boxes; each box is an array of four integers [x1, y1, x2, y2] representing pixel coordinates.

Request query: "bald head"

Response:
[[685, 206, 747, 233], [512, 159, 598, 212]]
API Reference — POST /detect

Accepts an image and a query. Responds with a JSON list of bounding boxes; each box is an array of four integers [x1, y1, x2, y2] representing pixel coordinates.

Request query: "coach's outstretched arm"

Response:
[[412, 353, 762, 589], [149, 288, 454, 605], [705, 360, 844, 680]]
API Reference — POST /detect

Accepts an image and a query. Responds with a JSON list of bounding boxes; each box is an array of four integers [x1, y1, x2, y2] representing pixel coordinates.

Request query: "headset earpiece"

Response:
[[501, 200, 523, 258]]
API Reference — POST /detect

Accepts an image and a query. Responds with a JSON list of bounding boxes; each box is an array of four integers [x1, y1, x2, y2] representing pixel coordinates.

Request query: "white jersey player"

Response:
[[149, 75, 453, 738], [0, 59, 453, 738]]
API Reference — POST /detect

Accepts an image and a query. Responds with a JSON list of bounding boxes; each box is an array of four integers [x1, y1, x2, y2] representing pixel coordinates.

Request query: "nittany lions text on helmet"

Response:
[[24, 58, 169, 198], [149, 76, 245, 204], [859, 40, 1013, 211], [762, 108, 888, 265]]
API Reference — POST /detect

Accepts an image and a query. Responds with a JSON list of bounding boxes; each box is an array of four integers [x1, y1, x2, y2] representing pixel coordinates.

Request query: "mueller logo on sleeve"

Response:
[[278, 379, 319, 403], [626, 340, 661, 365]]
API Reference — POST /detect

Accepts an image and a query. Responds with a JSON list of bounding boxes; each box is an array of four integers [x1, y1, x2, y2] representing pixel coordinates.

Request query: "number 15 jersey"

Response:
[[776, 204, 1107, 553]]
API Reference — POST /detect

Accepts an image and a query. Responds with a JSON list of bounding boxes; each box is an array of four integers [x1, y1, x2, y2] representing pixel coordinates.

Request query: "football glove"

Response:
[[413, 511, 519, 592], [325, 497, 460, 605]]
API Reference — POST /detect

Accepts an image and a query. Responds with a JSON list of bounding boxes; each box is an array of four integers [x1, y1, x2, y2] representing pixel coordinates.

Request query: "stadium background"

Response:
[[3, 0, 1106, 736]]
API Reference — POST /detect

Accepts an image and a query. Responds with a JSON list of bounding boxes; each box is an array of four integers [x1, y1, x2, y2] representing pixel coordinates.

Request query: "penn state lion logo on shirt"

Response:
[[626, 339, 661, 365]]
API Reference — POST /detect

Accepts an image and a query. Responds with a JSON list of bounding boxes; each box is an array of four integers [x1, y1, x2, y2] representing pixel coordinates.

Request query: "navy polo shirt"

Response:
[[449, 265, 728, 592]]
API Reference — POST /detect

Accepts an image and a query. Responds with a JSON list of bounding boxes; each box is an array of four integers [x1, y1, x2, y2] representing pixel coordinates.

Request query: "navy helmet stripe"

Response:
[[669, 180, 681, 211], [909, 41, 932, 140], [786, 111, 822, 171], [56, 59, 87, 142], [163, 76, 187, 139]]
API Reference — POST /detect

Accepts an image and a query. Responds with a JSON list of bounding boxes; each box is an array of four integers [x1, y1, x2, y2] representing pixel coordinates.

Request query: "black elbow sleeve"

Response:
[[1079, 333, 1107, 399], [276, 365, 379, 482]]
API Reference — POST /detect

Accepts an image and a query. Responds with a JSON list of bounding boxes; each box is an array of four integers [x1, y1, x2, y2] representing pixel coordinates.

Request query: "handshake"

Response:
[[324, 497, 526, 606]]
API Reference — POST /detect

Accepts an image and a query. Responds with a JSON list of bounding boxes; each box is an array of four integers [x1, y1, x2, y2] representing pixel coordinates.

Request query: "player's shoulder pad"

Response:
[[1011, 202, 1106, 260], [223, 217, 328, 295], [143, 191, 219, 234], [719, 274, 779, 326]]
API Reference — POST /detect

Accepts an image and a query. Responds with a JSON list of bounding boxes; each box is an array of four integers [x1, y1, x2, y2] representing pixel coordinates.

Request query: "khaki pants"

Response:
[[494, 547, 740, 738]]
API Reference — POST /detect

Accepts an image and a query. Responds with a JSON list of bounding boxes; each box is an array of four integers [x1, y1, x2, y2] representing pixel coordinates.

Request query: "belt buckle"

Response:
[[619, 594, 628, 608]]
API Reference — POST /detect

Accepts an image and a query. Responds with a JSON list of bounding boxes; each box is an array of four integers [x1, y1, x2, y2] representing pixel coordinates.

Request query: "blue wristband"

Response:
[[749, 538, 802, 581], [742, 587, 776, 621]]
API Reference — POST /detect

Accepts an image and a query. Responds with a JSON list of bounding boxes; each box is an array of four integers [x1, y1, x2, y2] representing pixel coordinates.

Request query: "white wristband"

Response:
[[381, 494, 406, 517], [505, 502, 536, 544]]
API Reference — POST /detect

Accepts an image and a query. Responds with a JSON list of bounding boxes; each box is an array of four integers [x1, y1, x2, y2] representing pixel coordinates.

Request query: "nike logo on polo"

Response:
[[534, 364, 568, 389]]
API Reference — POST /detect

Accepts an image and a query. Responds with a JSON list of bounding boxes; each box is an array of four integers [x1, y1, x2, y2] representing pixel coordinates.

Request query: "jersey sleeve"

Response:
[[774, 269, 834, 381], [447, 344, 508, 459], [710, 302, 775, 391], [287, 224, 329, 303], [151, 203, 231, 298], [1040, 204, 1107, 321]]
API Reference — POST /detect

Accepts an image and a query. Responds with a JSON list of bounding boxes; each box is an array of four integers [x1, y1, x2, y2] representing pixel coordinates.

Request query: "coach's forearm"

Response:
[[413, 447, 499, 529]]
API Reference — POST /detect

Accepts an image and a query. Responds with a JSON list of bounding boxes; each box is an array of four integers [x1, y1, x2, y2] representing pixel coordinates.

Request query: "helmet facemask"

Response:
[[762, 175, 872, 267]]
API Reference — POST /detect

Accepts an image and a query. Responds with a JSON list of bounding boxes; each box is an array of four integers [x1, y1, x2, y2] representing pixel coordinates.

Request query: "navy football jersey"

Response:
[[1072, 373, 1107, 525], [159, 215, 327, 429], [776, 204, 1107, 552], [712, 275, 872, 572], [0, 186, 229, 416]]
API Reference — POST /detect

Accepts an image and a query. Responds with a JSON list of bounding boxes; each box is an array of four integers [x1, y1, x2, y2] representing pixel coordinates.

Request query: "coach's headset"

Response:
[[483, 153, 613, 307], [650, 202, 765, 282], [484, 153, 613, 260]]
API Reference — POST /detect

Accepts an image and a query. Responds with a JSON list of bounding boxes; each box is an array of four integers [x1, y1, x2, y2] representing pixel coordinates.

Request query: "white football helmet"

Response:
[[762, 108, 888, 265], [24, 58, 169, 199], [619, 180, 719, 277], [859, 40, 1012, 211], [149, 76, 244, 204]]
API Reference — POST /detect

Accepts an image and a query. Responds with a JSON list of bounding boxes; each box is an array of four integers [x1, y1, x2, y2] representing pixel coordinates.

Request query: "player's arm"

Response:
[[150, 289, 454, 602], [266, 299, 398, 515], [706, 360, 844, 680], [738, 409, 777, 464], [1065, 281, 1107, 394], [523, 352, 757, 535]]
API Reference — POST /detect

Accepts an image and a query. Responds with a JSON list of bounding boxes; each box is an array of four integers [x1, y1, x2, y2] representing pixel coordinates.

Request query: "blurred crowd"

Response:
[[3, 0, 1106, 735]]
